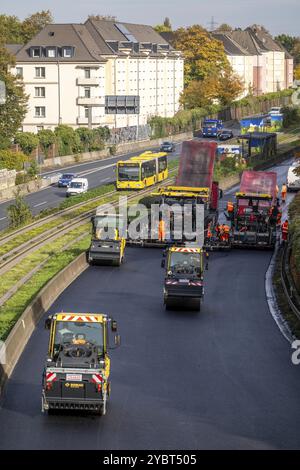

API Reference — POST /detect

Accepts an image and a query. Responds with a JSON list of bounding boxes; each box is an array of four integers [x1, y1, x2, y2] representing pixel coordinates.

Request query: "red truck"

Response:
[[230, 170, 278, 249]]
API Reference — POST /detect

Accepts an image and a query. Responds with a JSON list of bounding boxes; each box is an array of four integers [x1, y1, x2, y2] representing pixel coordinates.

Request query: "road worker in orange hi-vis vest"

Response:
[[158, 219, 166, 241], [281, 220, 289, 242], [281, 183, 287, 203], [226, 201, 234, 220]]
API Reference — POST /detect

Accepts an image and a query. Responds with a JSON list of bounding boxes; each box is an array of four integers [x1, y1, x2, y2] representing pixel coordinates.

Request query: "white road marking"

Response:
[[78, 164, 115, 177], [102, 178, 110, 182], [0, 216, 7, 221], [33, 201, 47, 208]]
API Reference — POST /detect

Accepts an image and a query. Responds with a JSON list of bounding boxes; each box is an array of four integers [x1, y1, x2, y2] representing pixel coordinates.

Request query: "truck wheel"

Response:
[[192, 299, 201, 311]]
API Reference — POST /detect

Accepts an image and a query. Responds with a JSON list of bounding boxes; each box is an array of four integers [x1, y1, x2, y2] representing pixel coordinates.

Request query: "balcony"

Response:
[[77, 96, 104, 106], [76, 77, 100, 86], [77, 116, 102, 125]]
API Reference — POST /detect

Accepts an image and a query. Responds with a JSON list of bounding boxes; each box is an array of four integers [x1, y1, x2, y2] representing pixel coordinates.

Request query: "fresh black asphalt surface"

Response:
[[0, 157, 300, 449], [1, 247, 300, 450]]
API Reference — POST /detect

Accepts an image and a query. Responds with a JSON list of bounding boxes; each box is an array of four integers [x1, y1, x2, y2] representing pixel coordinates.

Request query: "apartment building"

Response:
[[7, 19, 184, 133], [161, 26, 293, 99], [214, 26, 293, 95]]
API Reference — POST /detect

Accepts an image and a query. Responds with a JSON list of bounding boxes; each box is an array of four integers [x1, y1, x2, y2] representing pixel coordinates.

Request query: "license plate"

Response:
[[179, 279, 189, 284], [66, 374, 82, 381]]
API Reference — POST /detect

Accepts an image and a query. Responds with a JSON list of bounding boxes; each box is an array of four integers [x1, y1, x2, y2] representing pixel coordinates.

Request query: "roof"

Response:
[[11, 20, 178, 62], [85, 18, 169, 45], [14, 23, 106, 62], [5, 44, 23, 54], [228, 30, 263, 55], [246, 26, 283, 52], [159, 31, 176, 45], [212, 33, 248, 56]]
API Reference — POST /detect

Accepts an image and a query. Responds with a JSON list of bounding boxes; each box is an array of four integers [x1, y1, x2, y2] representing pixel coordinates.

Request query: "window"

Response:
[[35, 106, 46, 118], [84, 68, 91, 78], [37, 125, 44, 132], [62, 46, 73, 58], [141, 160, 156, 179], [84, 107, 89, 118], [84, 87, 91, 98], [47, 47, 56, 58], [35, 67, 45, 78], [16, 67, 23, 78], [32, 47, 41, 57], [35, 87, 45, 98]]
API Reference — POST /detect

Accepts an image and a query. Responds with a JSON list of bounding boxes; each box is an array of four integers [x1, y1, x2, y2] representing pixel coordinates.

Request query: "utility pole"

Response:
[[208, 16, 218, 32]]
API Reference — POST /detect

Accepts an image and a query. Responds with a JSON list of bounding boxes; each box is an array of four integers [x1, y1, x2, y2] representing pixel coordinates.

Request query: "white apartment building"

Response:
[[7, 19, 184, 133], [212, 27, 293, 97]]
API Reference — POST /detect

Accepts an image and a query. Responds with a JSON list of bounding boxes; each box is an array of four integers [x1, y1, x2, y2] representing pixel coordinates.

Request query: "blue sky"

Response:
[[1, 0, 299, 35]]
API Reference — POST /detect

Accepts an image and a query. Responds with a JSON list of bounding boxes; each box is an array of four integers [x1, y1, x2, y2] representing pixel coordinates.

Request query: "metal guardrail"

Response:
[[280, 242, 300, 321]]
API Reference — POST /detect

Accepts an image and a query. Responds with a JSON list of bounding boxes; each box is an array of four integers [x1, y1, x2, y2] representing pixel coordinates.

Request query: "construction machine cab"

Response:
[[42, 313, 120, 415], [163, 246, 204, 311], [87, 212, 126, 266]]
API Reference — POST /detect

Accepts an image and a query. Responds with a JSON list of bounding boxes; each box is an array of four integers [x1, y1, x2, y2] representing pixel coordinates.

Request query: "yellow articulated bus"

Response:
[[116, 151, 168, 190]]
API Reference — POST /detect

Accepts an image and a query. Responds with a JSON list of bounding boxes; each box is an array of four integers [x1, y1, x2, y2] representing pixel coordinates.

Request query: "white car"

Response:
[[268, 107, 282, 115], [66, 177, 89, 197], [287, 162, 300, 191]]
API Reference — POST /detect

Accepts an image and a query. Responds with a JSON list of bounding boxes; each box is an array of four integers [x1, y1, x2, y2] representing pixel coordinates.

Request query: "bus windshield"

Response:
[[118, 164, 140, 181], [169, 252, 201, 276]]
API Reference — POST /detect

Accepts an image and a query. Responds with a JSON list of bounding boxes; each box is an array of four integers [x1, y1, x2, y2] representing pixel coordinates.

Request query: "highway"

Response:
[[0, 127, 239, 231], [0, 143, 183, 231], [0, 158, 299, 450]]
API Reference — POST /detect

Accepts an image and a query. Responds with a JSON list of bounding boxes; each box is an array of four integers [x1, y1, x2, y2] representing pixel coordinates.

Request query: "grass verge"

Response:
[[0, 235, 90, 341]]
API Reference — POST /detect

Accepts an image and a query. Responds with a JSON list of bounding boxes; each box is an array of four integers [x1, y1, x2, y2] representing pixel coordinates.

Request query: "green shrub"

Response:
[[38, 129, 56, 157], [15, 172, 32, 185], [282, 106, 300, 128], [0, 149, 28, 171], [109, 144, 117, 155], [54, 125, 82, 156], [26, 160, 39, 178], [6, 190, 33, 228], [15, 132, 39, 156]]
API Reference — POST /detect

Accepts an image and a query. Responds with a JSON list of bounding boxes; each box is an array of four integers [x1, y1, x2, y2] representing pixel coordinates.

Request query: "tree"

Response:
[[15, 132, 39, 155], [217, 69, 244, 106], [88, 14, 117, 21], [54, 125, 82, 156], [0, 44, 28, 145], [154, 17, 172, 33], [0, 14, 23, 43], [216, 23, 232, 32], [75, 127, 94, 151], [275, 34, 297, 53], [173, 25, 230, 85], [180, 78, 219, 109], [38, 129, 56, 156], [291, 40, 300, 65], [7, 189, 32, 228], [0, 11, 53, 44], [0, 149, 28, 170], [21, 10, 53, 43]]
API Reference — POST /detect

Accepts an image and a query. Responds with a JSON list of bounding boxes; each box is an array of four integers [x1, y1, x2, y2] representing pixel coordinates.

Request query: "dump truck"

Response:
[[230, 170, 278, 249], [135, 141, 221, 246], [87, 211, 126, 266], [42, 313, 120, 415], [162, 246, 206, 310]]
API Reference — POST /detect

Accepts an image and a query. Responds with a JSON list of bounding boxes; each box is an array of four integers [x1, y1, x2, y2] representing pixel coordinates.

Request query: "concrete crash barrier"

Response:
[[41, 131, 194, 170], [0, 252, 88, 397]]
